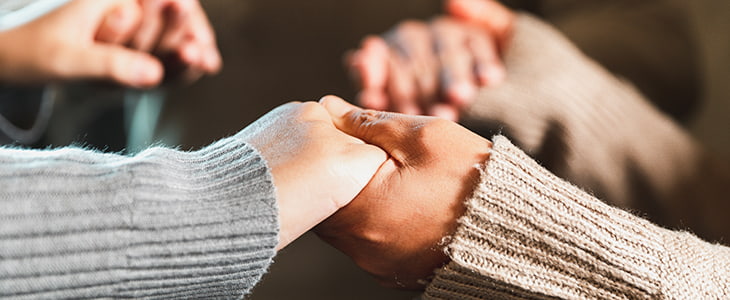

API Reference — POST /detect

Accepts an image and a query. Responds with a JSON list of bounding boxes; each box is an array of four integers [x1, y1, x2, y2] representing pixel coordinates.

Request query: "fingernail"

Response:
[[132, 58, 162, 87], [205, 49, 221, 72], [319, 95, 352, 118]]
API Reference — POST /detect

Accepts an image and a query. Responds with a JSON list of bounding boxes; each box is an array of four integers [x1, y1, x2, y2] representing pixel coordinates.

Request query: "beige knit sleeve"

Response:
[[424, 136, 730, 299], [463, 14, 730, 240]]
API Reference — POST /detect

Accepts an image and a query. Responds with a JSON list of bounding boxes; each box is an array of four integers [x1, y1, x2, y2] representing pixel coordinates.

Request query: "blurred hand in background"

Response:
[[0, 0, 220, 88], [346, 0, 514, 121]]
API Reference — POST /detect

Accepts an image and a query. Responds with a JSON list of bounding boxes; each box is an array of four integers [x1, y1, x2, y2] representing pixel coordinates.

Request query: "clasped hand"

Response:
[[240, 96, 491, 289], [0, 0, 221, 87], [348, 0, 514, 121]]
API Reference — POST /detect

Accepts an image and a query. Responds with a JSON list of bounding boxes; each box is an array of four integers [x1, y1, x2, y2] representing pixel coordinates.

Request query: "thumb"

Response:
[[66, 44, 164, 88], [320, 95, 414, 162], [446, 0, 514, 44]]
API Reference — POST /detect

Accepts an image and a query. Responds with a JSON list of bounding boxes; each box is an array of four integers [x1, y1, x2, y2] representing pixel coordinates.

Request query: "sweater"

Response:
[[424, 137, 730, 299], [424, 14, 730, 299], [462, 13, 730, 242], [0, 137, 279, 299]]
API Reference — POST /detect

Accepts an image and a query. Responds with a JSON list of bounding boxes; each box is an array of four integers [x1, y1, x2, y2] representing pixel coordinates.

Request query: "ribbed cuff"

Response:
[[117, 137, 279, 298], [0, 137, 278, 299], [424, 136, 666, 299]]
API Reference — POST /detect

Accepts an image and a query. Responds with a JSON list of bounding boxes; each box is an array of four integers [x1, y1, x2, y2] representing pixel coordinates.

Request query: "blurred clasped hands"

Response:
[[0, 0, 516, 291], [0, 0, 222, 87], [347, 0, 514, 121]]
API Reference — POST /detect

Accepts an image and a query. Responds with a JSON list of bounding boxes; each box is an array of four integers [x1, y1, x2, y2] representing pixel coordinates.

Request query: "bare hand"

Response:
[[98, 0, 222, 83], [0, 0, 221, 87], [314, 96, 492, 289], [237, 101, 387, 250]]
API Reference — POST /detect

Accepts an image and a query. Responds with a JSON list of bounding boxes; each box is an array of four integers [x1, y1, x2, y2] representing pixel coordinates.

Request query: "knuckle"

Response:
[[298, 101, 328, 120], [351, 109, 392, 132]]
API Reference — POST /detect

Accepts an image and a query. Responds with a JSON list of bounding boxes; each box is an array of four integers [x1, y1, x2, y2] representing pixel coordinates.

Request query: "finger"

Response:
[[96, 1, 142, 44], [432, 18, 477, 107], [349, 36, 390, 110], [188, 0, 222, 73], [320, 95, 419, 161], [58, 0, 129, 25], [156, 1, 189, 57], [386, 51, 421, 115], [163, 0, 221, 74], [131, 0, 169, 52], [467, 26, 505, 86], [446, 0, 515, 48], [66, 44, 164, 88], [387, 20, 439, 113]]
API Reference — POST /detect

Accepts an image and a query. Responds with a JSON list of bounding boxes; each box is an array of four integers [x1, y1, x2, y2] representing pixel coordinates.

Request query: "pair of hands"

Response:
[[0, 0, 221, 88], [348, 0, 514, 121], [243, 0, 516, 290], [241, 96, 492, 288]]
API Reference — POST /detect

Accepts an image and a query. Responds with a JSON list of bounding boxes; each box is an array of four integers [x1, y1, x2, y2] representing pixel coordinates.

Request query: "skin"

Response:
[[0, 0, 220, 88], [237, 101, 387, 250], [0, 0, 383, 252], [315, 96, 492, 289], [347, 0, 514, 121]]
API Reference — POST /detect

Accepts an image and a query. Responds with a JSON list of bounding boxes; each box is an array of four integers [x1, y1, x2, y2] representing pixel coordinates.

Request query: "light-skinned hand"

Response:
[[237, 101, 387, 250], [101, 0, 222, 83], [347, 0, 514, 121], [0, 0, 221, 87], [315, 96, 492, 289]]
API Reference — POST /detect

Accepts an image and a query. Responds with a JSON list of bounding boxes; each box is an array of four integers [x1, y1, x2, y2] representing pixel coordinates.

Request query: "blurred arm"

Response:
[[463, 14, 730, 240], [503, 0, 701, 121]]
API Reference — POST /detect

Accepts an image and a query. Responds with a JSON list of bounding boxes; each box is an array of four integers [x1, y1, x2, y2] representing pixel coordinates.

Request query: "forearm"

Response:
[[0, 137, 278, 298], [425, 136, 730, 299], [463, 14, 727, 234]]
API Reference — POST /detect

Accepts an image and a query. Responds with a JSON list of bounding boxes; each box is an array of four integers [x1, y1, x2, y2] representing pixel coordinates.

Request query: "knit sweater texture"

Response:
[[424, 137, 730, 299], [0, 137, 279, 299], [424, 14, 730, 299]]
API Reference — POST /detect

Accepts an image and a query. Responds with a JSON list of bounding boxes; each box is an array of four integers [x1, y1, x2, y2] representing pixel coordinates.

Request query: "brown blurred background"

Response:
[[151, 0, 728, 299]]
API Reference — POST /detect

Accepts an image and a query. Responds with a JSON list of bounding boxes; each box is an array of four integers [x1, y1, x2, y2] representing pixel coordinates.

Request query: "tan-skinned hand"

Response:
[[347, 0, 514, 121], [314, 96, 492, 289], [237, 101, 387, 250], [0, 0, 221, 87]]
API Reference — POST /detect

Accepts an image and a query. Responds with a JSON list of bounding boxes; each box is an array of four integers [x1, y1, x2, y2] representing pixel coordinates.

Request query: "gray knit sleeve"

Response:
[[0, 136, 279, 299]]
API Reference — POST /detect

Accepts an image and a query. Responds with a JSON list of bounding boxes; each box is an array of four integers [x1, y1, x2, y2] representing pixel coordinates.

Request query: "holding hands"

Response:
[[347, 0, 514, 121], [246, 0, 516, 284], [236, 101, 387, 250], [238, 96, 493, 287], [315, 96, 491, 288]]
